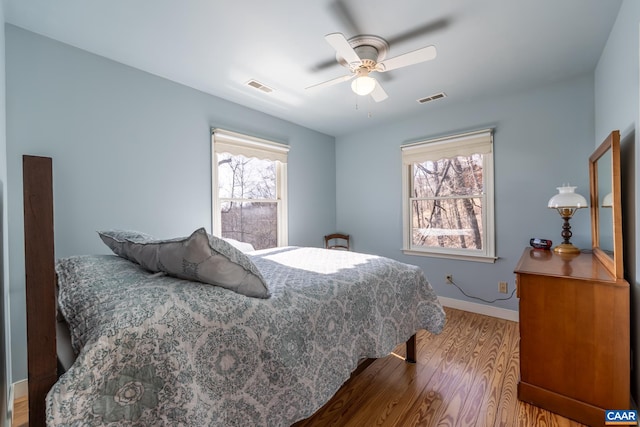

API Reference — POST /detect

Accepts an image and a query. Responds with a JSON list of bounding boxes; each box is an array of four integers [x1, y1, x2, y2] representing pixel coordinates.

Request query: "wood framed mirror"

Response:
[[589, 130, 623, 279]]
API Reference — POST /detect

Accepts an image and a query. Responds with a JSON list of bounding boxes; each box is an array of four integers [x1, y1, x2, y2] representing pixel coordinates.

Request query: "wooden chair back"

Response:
[[324, 233, 350, 250]]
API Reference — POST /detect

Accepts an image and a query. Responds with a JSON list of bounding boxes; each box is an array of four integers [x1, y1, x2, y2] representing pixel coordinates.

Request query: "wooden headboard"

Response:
[[22, 155, 57, 427]]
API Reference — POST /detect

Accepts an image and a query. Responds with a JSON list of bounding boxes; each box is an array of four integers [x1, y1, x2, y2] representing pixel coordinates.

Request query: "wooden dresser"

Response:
[[515, 248, 630, 426]]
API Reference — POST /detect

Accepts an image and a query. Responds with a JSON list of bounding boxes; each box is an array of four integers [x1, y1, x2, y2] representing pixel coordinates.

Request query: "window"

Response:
[[212, 129, 289, 250], [401, 129, 495, 262]]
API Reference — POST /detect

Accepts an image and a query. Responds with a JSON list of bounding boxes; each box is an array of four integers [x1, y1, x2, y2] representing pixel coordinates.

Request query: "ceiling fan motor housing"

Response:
[[336, 34, 389, 69]]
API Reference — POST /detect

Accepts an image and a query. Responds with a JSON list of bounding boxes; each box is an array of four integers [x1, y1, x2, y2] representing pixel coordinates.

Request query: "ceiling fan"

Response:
[[306, 32, 437, 102]]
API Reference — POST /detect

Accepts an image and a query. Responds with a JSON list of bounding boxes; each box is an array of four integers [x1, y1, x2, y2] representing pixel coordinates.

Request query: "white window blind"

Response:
[[212, 128, 289, 163], [401, 129, 493, 164]]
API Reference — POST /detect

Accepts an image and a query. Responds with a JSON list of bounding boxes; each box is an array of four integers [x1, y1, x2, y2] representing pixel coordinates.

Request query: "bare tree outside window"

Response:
[[411, 154, 484, 250], [218, 153, 278, 250]]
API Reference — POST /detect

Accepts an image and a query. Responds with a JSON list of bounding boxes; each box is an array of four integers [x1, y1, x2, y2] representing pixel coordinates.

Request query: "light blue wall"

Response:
[[5, 25, 336, 381], [594, 0, 640, 402], [0, 6, 10, 426], [336, 74, 595, 311]]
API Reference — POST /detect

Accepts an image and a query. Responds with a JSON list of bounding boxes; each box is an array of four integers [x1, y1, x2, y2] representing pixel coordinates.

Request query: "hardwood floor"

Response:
[[12, 308, 587, 427], [295, 307, 586, 427], [12, 395, 27, 427]]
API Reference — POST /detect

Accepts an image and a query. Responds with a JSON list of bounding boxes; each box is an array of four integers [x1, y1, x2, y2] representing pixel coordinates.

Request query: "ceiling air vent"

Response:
[[245, 79, 274, 94], [417, 92, 447, 104]]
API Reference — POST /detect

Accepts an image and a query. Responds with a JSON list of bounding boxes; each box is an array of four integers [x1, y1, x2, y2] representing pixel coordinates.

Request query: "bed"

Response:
[[22, 155, 446, 426]]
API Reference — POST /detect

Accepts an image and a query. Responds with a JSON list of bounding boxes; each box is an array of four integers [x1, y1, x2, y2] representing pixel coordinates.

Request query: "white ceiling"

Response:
[[4, 0, 622, 137]]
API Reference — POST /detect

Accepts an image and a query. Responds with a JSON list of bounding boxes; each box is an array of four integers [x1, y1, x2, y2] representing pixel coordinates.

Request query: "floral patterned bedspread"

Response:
[[48, 247, 446, 426]]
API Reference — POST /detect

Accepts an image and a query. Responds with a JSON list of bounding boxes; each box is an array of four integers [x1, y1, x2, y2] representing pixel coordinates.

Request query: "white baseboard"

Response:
[[7, 381, 14, 424], [438, 296, 519, 322], [12, 379, 27, 400], [9, 379, 27, 423]]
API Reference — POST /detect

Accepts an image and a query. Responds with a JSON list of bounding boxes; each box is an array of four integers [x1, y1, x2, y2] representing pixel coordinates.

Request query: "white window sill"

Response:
[[402, 249, 498, 263]]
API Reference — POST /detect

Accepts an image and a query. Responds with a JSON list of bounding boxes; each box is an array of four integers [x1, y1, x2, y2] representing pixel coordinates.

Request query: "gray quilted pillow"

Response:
[[97, 229, 155, 257], [98, 228, 270, 298]]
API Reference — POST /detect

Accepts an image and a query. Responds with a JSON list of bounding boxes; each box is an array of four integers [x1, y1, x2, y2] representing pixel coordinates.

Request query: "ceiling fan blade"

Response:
[[325, 33, 361, 66], [327, 0, 362, 35], [377, 45, 437, 72], [370, 80, 388, 102], [310, 57, 341, 72], [306, 74, 354, 91], [386, 18, 450, 46]]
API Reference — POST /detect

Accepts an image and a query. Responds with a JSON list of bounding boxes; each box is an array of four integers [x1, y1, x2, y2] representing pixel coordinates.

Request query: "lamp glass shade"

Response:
[[547, 185, 587, 209], [351, 76, 376, 96], [601, 192, 613, 208]]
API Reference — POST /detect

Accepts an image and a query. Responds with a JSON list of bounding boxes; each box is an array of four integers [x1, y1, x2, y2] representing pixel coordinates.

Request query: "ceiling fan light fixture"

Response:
[[351, 75, 376, 96]]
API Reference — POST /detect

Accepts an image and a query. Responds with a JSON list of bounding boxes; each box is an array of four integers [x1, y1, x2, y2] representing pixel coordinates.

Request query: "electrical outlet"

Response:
[[446, 274, 453, 284], [499, 281, 508, 293]]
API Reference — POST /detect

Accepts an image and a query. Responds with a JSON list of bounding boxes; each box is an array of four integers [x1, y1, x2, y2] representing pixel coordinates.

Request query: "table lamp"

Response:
[[547, 185, 587, 254]]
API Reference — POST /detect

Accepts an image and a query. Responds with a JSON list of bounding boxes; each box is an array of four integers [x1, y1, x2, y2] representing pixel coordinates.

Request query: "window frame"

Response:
[[211, 128, 289, 247], [401, 129, 496, 263]]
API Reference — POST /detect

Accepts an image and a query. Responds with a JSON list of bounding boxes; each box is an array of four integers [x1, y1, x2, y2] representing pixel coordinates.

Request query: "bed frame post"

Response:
[[406, 334, 416, 363], [23, 155, 57, 427]]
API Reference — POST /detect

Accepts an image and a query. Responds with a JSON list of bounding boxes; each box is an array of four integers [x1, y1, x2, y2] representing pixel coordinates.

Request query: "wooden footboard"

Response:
[[23, 155, 58, 427]]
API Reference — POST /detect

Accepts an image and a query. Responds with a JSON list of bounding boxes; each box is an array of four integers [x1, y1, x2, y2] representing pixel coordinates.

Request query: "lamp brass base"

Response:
[[553, 243, 581, 254]]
